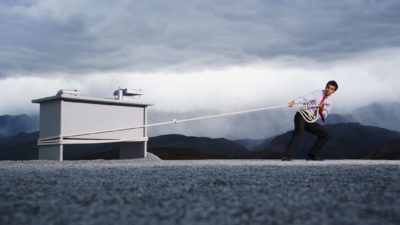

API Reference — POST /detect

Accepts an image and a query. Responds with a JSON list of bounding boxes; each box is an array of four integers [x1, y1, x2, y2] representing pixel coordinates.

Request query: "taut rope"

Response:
[[37, 104, 319, 146]]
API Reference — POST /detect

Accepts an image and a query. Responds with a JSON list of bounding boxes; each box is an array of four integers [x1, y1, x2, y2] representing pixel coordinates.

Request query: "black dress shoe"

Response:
[[281, 155, 293, 161], [306, 153, 324, 161]]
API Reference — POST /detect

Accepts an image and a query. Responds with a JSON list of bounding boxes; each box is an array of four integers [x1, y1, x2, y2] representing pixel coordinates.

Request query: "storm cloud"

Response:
[[1, 0, 400, 76], [1, 0, 400, 138]]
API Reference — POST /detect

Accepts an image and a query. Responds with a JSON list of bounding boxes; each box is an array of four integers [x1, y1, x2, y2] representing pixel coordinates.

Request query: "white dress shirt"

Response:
[[294, 90, 333, 122]]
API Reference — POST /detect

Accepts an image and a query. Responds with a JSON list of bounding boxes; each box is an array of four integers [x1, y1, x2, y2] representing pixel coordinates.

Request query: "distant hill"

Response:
[[148, 147, 230, 159], [324, 113, 355, 124], [255, 123, 400, 159], [0, 132, 38, 160], [233, 138, 267, 151], [148, 134, 252, 159], [0, 115, 38, 138], [352, 102, 400, 132], [363, 139, 400, 159]]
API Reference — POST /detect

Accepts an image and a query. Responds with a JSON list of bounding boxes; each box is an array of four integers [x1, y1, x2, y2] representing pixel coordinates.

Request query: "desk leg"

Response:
[[38, 145, 63, 161]]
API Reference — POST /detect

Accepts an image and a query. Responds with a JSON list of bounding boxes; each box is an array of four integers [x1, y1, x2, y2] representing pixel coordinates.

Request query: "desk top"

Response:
[[32, 94, 153, 107]]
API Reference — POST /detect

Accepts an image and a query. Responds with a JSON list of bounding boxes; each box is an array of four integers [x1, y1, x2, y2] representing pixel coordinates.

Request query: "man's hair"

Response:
[[326, 80, 338, 91]]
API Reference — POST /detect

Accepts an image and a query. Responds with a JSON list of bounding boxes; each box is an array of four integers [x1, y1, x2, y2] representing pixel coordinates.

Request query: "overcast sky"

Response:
[[1, 0, 400, 118]]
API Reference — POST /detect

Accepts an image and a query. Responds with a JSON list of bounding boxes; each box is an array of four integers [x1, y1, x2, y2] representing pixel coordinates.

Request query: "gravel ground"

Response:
[[1, 156, 400, 225]]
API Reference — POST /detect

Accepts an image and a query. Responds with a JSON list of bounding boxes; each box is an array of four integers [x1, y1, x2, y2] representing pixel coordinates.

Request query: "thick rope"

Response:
[[37, 104, 319, 146], [298, 107, 318, 123], [38, 137, 149, 146]]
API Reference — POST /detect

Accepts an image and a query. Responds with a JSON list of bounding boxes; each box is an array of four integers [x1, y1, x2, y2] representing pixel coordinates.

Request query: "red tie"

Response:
[[319, 95, 328, 121]]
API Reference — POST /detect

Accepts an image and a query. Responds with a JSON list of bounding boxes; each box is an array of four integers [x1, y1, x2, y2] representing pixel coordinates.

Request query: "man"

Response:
[[281, 80, 338, 161]]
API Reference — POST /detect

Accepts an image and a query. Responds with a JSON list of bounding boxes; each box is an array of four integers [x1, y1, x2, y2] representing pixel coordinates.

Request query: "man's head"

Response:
[[325, 80, 338, 96]]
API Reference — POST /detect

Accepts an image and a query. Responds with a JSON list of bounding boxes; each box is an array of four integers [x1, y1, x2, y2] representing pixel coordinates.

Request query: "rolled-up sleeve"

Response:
[[322, 102, 332, 119]]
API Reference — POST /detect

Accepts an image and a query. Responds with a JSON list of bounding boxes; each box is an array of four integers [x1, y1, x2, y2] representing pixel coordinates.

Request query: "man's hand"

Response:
[[288, 100, 295, 107], [318, 103, 324, 111]]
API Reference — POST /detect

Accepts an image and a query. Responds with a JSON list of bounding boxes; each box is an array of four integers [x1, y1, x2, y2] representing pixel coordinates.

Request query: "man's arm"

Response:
[[321, 102, 332, 119], [288, 90, 319, 107]]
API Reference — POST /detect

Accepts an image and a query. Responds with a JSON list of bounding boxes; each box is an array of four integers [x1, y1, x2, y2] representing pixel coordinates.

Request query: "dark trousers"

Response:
[[284, 112, 330, 157]]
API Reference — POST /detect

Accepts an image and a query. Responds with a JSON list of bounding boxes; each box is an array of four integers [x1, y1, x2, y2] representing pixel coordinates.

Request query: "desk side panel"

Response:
[[39, 101, 61, 139], [61, 101, 145, 139]]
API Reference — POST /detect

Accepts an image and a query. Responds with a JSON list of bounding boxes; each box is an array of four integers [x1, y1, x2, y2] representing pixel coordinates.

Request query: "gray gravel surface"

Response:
[[1, 157, 399, 225]]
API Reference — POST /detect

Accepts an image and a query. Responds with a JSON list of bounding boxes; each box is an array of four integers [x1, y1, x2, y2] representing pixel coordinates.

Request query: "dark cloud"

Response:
[[1, 0, 400, 77]]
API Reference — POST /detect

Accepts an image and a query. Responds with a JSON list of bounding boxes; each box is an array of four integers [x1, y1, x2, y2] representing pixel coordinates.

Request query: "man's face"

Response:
[[325, 85, 336, 96]]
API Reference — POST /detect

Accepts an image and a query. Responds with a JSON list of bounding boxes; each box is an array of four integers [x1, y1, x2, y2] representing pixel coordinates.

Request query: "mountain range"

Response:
[[0, 114, 38, 138], [1, 102, 398, 139], [1, 122, 399, 160], [1, 102, 399, 160]]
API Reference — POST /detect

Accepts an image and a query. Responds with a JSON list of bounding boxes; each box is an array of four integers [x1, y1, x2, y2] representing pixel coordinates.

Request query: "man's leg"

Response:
[[283, 112, 306, 159], [305, 122, 330, 156]]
